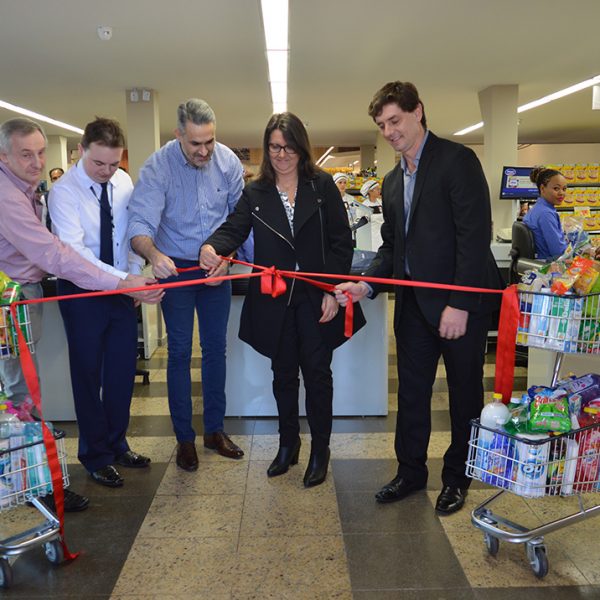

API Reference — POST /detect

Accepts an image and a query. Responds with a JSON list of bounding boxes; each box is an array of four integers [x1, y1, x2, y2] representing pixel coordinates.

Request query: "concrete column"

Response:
[[360, 144, 375, 171], [375, 132, 397, 177], [45, 135, 68, 185], [125, 89, 160, 182], [478, 84, 519, 235]]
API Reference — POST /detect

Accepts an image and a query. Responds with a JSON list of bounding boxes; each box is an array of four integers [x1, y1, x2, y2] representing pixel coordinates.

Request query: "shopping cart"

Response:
[[465, 288, 600, 578], [0, 304, 35, 359], [0, 429, 69, 588], [466, 419, 600, 577]]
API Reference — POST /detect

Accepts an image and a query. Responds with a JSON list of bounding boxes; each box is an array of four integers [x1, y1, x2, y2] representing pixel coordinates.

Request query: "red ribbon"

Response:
[[260, 266, 287, 298], [494, 285, 520, 404], [9, 304, 78, 561]]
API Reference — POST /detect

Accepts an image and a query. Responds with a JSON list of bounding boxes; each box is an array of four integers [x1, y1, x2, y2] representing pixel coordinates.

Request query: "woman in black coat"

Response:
[[200, 112, 364, 487]]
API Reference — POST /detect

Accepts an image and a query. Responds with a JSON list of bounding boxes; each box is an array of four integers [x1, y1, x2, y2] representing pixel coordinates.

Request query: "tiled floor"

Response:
[[2, 310, 600, 599]]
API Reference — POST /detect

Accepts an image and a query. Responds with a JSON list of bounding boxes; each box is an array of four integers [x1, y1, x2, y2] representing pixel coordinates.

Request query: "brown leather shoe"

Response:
[[203, 431, 244, 459], [176, 441, 199, 472]]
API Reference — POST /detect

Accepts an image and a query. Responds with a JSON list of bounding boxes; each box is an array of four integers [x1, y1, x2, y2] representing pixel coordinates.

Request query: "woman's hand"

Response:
[[319, 293, 339, 323], [199, 244, 223, 274]]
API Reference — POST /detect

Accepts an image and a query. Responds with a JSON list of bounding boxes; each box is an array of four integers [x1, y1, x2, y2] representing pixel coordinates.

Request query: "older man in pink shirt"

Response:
[[0, 117, 162, 511]]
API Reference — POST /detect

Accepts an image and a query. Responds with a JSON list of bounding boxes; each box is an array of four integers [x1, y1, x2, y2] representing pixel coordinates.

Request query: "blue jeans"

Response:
[[160, 259, 231, 442]]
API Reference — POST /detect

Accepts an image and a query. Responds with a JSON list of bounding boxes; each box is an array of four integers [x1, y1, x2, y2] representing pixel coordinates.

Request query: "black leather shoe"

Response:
[[435, 486, 467, 515], [203, 431, 244, 459], [90, 465, 124, 488], [375, 476, 426, 504], [115, 450, 151, 468], [32, 489, 90, 513], [176, 441, 199, 472], [267, 439, 301, 477], [303, 447, 330, 488]]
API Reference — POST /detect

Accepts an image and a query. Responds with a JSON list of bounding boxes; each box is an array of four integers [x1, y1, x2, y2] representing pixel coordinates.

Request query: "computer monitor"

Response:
[[499, 166, 539, 200]]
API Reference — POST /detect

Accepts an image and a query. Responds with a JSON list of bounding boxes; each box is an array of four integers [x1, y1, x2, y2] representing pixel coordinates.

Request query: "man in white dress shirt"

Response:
[[49, 118, 162, 488]]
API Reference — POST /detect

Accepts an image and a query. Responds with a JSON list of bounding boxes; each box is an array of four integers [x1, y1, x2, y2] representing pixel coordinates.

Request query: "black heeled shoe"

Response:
[[303, 447, 330, 488], [267, 439, 301, 477]]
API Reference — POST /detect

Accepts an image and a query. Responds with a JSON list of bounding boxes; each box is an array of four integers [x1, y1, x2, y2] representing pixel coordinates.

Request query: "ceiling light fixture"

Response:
[[260, 0, 289, 114], [316, 146, 334, 166], [454, 74, 600, 136], [0, 99, 84, 135]]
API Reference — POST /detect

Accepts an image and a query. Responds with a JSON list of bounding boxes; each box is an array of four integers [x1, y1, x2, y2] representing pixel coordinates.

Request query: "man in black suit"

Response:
[[335, 81, 502, 515]]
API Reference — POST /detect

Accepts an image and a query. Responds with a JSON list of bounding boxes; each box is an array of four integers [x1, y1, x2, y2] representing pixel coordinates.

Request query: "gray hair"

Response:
[[0, 118, 47, 154], [176, 99, 216, 133]]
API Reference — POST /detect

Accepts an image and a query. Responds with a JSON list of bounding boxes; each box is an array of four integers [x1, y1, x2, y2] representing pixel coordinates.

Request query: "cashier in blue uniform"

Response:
[[523, 166, 568, 260]]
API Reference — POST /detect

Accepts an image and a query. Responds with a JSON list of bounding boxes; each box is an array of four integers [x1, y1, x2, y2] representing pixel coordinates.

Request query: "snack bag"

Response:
[[551, 257, 593, 295], [528, 388, 571, 433]]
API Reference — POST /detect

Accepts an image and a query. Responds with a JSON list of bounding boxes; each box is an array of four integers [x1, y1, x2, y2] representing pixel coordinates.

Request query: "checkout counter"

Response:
[[37, 264, 389, 421]]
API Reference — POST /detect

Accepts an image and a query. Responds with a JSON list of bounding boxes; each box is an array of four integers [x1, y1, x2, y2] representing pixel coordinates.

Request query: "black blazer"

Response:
[[204, 171, 366, 358], [367, 132, 503, 330]]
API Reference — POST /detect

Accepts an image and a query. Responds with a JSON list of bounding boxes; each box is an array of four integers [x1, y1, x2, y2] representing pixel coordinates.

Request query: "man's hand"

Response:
[[199, 244, 224, 274], [438, 306, 469, 340], [148, 249, 178, 279], [118, 274, 164, 305], [333, 281, 369, 306], [204, 260, 228, 286], [319, 293, 339, 323]]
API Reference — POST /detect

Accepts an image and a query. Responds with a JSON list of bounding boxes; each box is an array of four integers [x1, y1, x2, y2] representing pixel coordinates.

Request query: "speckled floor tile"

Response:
[[432, 490, 590, 587], [138, 494, 243, 538], [157, 460, 249, 495], [249, 433, 311, 462], [0, 503, 46, 538], [232, 535, 351, 598], [129, 396, 203, 417], [147, 367, 201, 383], [245, 459, 335, 495], [241, 476, 341, 537], [112, 536, 238, 596]]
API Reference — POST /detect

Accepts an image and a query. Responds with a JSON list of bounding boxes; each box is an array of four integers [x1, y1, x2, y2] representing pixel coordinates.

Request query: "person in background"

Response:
[[335, 81, 503, 515], [200, 113, 365, 487], [128, 98, 249, 473], [48, 167, 64, 183], [333, 172, 357, 226], [523, 167, 568, 260], [49, 117, 162, 488], [0, 117, 158, 511], [360, 179, 382, 213]]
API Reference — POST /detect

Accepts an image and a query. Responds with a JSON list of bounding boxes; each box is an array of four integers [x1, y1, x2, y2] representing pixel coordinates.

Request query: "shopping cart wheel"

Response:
[[44, 539, 64, 565], [0, 558, 12, 588], [484, 533, 499, 557], [528, 545, 548, 578]]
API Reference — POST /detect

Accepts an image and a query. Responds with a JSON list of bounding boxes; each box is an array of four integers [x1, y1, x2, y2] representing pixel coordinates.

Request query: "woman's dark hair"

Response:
[[257, 112, 320, 184], [367, 81, 427, 128], [529, 166, 563, 192]]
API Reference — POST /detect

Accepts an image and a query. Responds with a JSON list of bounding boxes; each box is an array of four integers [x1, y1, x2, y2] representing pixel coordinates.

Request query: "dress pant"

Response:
[[159, 259, 231, 442], [57, 280, 136, 472], [394, 286, 490, 489], [271, 282, 333, 450], [0, 283, 43, 405]]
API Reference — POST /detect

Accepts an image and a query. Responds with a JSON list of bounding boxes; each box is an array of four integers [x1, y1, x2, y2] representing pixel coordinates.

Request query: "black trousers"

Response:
[[57, 279, 137, 472], [271, 283, 333, 450], [394, 286, 490, 489]]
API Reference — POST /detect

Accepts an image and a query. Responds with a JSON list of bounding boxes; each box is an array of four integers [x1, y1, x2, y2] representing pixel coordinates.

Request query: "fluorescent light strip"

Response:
[[0, 99, 84, 135], [316, 146, 334, 166], [454, 74, 600, 136], [261, 0, 289, 114]]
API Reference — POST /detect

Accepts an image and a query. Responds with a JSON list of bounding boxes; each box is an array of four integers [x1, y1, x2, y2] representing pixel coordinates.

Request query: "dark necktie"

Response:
[[98, 182, 114, 266]]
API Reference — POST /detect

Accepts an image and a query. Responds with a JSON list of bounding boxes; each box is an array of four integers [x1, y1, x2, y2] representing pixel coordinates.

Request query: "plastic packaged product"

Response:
[[476, 394, 514, 488], [528, 388, 571, 433], [558, 374, 600, 406], [546, 437, 567, 495], [573, 420, 600, 493], [513, 433, 551, 498], [551, 257, 593, 295], [0, 403, 22, 504]]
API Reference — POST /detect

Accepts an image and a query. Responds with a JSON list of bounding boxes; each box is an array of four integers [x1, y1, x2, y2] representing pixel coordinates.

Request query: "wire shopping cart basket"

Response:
[[464, 288, 600, 578], [0, 428, 69, 588], [0, 304, 35, 360]]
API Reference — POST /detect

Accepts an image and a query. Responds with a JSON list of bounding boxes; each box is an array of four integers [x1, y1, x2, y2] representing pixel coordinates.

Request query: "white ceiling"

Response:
[[1, 0, 600, 154]]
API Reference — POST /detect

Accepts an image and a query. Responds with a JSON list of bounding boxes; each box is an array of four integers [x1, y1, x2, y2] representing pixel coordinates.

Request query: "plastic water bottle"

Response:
[[477, 393, 513, 488]]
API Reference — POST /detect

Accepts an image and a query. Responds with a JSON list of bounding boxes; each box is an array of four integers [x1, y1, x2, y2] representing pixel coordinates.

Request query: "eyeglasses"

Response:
[[268, 143, 297, 155]]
